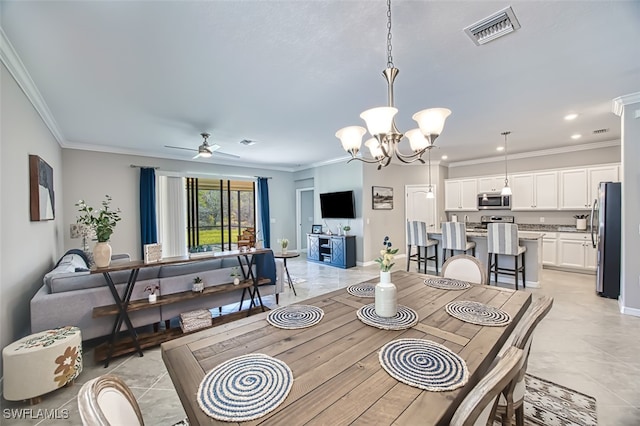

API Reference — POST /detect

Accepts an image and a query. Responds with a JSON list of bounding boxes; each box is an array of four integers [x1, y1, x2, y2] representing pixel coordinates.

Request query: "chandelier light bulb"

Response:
[[360, 107, 398, 137], [405, 128, 431, 151], [412, 108, 452, 137], [365, 138, 384, 159], [335, 126, 367, 151]]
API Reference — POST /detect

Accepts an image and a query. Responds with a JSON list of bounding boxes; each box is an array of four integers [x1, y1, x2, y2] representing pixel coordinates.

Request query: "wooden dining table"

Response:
[[161, 271, 531, 425]]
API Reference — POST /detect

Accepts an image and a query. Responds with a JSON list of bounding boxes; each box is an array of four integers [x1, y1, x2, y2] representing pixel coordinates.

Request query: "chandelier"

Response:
[[335, 0, 452, 169], [501, 131, 512, 195]]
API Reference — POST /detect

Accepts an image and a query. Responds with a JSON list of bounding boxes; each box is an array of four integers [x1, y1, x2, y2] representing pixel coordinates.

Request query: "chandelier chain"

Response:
[[386, 0, 394, 68]]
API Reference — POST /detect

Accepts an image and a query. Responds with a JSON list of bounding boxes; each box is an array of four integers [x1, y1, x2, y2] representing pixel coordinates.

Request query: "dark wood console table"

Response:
[[91, 248, 273, 367]]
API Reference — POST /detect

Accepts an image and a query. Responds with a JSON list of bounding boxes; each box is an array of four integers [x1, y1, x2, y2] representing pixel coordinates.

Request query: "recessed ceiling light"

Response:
[[441, 155, 448, 160], [571, 134, 582, 140], [564, 113, 579, 121], [497, 146, 505, 152]]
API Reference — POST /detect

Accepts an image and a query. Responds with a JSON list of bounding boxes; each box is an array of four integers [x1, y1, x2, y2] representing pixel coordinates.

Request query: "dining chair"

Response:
[[495, 296, 554, 426], [406, 220, 439, 275], [441, 254, 488, 284], [77, 374, 145, 426], [450, 346, 526, 426], [441, 222, 476, 262], [487, 223, 526, 289]]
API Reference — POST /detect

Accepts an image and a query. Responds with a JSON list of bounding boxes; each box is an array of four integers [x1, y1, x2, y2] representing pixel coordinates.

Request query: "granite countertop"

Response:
[[464, 223, 591, 234], [430, 230, 544, 240]]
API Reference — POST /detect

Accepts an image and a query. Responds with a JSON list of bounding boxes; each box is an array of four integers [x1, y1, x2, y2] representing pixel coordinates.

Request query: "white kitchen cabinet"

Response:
[[560, 165, 619, 210], [542, 232, 557, 266], [444, 179, 478, 211], [557, 232, 596, 271], [477, 176, 505, 193], [510, 172, 558, 210]]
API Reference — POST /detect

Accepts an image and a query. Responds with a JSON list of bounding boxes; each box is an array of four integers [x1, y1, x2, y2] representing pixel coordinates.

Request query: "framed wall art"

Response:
[[311, 224, 323, 234], [29, 155, 55, 221], [372, 186, 393, 210]]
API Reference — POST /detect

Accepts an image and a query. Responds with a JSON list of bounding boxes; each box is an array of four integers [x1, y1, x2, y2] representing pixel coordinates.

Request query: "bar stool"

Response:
[[441, 222, 476, 263], [487, 223, 526, 290], [406, 221, 439, 275]]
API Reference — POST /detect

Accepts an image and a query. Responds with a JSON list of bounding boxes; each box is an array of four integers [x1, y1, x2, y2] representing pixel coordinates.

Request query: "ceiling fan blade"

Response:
[[165, 145, 197, 152], [214, 151, 241, 159]]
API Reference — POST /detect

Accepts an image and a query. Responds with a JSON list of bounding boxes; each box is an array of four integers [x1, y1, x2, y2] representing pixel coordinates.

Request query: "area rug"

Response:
[[289, 276, 306, 284], [518, 373, 598, 426]]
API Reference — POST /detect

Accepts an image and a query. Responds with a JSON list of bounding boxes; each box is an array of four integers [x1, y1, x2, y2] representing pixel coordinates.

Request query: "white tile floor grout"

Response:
[[2, 255, 639, 425]]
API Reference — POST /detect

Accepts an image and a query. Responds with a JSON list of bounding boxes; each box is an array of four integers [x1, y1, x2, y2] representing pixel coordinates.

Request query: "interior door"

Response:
[[405, 185, 438, 232], [296, 188, 314, 252]]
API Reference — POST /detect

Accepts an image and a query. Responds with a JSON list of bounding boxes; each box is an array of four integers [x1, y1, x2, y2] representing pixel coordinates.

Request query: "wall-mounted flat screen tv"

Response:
[[320, 190, 356, 219]]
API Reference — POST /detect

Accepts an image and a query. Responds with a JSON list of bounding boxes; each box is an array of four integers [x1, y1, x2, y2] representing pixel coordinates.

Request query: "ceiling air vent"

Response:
[[464, 6, 521, 46], [593, 128, 610, 135], [240, 139, 257, 146]]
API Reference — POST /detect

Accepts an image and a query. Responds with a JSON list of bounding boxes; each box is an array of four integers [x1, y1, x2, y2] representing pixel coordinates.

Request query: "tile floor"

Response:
[[2, 256, 639, 425]]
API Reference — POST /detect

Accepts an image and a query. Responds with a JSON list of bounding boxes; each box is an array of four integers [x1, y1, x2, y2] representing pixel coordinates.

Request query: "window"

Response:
[[186, 178, 256, 251]]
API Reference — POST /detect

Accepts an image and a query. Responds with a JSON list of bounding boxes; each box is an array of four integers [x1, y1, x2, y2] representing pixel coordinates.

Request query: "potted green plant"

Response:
[[145, 284, 160, 303], [192, 276, 204, 293], [76, 195, 121, 268], [343, 225, 351, 235], [278, 238, 289, 254]]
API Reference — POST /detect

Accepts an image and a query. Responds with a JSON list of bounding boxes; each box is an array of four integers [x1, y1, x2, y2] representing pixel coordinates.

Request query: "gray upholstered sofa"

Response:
[[30, 251, 284, 341]]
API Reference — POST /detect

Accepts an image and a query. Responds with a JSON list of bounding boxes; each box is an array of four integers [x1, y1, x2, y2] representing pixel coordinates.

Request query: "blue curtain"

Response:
[[140, 168, 158, 257], [257, 177, 270, 248]]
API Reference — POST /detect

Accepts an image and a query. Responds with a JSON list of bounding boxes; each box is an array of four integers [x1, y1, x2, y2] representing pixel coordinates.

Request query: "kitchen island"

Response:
[[427, 230, 544, 288]]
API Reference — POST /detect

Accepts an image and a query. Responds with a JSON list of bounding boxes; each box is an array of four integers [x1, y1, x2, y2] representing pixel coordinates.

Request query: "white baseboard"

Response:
[[619, 300, 640, 317]]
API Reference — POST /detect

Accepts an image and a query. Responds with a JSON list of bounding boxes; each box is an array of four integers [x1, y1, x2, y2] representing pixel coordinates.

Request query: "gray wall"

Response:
[[1, 64, 63, 377], [619, 96, 640, 314], [62, 149, 297, 258]]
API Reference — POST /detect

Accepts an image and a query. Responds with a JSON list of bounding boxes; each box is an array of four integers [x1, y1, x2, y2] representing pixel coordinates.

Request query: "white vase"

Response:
[[148, 293, 157, 303], [576, 218, 587, 230], [375, 271, 397, 318], [281, 246, 288, 254], [233, 277, 240, 285], [93, 242, 112, 268]]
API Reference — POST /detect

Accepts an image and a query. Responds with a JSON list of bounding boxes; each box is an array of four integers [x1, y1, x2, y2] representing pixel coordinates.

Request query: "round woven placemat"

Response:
[[423, 277, 471, 290], [266, 304, 324, 329], [346, 283, 376, 298], [445, 300, 512, 326], [197, 353, 293, 422], [379, 338, 469, 392], [356, 304, 419, 330]]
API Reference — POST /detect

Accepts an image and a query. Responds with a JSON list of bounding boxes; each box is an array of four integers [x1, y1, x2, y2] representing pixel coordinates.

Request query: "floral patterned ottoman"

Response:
[[2, 326, 82, 403]]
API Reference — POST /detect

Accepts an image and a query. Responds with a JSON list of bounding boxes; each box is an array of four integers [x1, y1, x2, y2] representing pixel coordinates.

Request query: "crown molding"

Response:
[[447, 140, 620, 168], [612, 92, 640, 117], [0, 26, 65, 145]]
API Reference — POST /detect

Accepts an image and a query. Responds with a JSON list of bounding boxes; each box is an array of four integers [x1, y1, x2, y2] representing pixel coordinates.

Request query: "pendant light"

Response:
[[501, 131, 512, 196], [426, 149, 435, 199]]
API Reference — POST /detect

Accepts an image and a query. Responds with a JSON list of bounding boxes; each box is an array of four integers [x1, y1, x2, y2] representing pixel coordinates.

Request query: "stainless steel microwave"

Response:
[[477, 192, 511, 210]]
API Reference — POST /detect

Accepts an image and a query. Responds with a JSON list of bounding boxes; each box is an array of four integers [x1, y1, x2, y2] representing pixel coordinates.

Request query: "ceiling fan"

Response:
[[165, 133, 240, 159]]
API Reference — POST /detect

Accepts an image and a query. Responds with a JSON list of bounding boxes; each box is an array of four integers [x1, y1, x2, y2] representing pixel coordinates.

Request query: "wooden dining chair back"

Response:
[[450, 346, 526, 426], [495, 296, 554, 426], [77, 374, 144, 426], [442, 254, 488, 284]]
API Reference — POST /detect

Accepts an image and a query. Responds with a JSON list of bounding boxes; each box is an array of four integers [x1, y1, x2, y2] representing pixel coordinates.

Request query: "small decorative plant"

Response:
[[144, 285, 159, 295], [573, 214, 589, 219], [374, 236, 399, 272], [75, 195, 122, 242], [230, 267, 241, 285], [279, 238, 289, 249], [343, 225, 351, 232], [192, 276, 204, 292]]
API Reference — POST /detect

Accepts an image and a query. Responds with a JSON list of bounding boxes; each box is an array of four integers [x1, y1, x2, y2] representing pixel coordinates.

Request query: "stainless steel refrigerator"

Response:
[[591, 182, 621, 299]]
